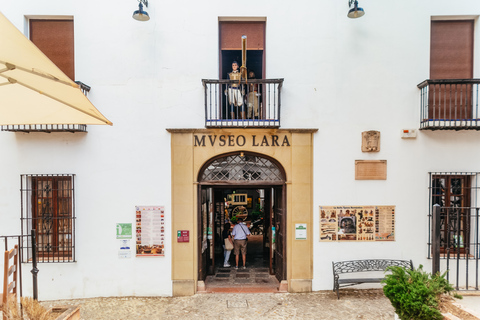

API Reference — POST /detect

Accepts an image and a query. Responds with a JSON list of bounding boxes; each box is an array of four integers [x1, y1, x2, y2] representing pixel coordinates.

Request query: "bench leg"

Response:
[[333, 281, 340, 299]]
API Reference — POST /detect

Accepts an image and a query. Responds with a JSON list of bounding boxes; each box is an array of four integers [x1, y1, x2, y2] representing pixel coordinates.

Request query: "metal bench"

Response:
[[332, 259, 413, 299]]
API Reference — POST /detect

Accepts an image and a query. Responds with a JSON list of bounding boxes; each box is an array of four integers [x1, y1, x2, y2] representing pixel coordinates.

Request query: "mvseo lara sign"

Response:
[[194, 134, 290, 147]]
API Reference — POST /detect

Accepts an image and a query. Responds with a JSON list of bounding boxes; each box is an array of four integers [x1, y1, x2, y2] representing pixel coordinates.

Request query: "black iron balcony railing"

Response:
[[418, 79, 480, 130], [202, 79, 283, 128]]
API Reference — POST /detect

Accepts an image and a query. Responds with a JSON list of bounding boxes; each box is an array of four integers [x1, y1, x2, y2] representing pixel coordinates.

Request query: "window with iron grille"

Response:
[[428, 172, 480, 259], [21, 174, 76, 262]]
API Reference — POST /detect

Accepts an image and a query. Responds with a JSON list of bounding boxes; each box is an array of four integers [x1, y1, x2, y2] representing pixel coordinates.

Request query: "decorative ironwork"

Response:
[[20, 174, 76, 263], [200, 153, 284, 182], [418, 79, 480, 130], [428, 172, 479, 258], [333, 259, 413, 275], [202, 79, 283, 128], [332, 259, 414, 299], [428, 172, 480, 291]]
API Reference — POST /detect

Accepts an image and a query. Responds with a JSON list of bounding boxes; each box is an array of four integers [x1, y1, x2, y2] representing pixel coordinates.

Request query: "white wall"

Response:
[[0, 0, 479, 299]]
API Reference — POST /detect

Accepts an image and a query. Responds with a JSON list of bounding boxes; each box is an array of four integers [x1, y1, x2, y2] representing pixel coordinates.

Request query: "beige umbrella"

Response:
[[0, 12, 112, 126]]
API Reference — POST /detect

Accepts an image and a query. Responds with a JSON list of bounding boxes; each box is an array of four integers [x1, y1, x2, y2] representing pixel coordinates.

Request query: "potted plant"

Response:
[[382, 264, 460, 320]]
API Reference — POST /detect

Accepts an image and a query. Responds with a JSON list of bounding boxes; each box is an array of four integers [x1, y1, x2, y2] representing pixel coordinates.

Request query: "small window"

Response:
[[21, 174, 76, 262], [227, 193, 248, 205]]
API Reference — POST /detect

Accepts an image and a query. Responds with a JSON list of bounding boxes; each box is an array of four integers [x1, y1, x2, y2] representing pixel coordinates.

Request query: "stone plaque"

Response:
[[355, 160, 387, 180], [362, 131, 380, 152]]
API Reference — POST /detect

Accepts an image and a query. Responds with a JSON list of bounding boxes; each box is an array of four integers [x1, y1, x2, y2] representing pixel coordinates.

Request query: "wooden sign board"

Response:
[[355, 160, 387, 180]]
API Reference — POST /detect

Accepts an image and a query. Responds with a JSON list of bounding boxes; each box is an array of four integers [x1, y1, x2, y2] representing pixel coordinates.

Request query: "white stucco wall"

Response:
[[0, 0, 479, 299]]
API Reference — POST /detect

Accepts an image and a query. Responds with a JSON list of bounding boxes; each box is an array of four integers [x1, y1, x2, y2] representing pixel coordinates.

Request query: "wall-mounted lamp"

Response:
[[347, 0, 365, 19], [133, 0, 150, 21]]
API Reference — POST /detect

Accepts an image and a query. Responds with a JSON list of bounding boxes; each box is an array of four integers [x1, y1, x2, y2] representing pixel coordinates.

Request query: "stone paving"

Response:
[[40, 289, 396, 320], [204, 267, 280, 292]]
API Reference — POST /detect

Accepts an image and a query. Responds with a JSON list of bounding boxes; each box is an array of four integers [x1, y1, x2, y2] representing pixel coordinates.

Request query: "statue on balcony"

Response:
[[227, 61, 245, 119], [247, 70, 259, 119]]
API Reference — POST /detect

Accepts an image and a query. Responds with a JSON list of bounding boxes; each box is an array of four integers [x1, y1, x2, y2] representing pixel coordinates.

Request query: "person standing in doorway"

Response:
[[222, 222, 233, 267], [232, 217, 251, 269]]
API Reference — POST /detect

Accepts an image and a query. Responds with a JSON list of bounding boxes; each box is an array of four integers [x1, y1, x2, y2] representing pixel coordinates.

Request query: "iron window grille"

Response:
[[20, 174, 76, 263], [200, 153, 284, 183], [428, 172, 480, 260]]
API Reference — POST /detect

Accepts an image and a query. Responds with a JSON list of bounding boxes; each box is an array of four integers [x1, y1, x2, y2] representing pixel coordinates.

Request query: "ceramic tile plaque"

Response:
[[355, 160, 387, 180]]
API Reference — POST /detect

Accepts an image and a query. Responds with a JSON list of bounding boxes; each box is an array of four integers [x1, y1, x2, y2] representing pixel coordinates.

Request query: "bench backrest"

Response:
[[333, 259, 413, 275]]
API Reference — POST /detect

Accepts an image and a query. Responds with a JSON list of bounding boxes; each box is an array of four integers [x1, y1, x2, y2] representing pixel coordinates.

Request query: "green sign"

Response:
[[116, 223, 132, 239]]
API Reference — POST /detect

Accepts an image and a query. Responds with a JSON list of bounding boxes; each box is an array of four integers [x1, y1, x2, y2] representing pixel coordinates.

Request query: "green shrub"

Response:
[[382, 264, 454, 320]]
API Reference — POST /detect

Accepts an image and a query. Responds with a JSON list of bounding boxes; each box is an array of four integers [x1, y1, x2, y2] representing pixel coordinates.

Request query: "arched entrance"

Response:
[[197, 151, 286, 291]]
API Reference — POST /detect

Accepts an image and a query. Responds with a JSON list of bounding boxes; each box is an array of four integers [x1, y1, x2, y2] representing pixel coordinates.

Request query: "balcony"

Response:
[[418, 79, 480, 130], [202, 79, 283, 128]]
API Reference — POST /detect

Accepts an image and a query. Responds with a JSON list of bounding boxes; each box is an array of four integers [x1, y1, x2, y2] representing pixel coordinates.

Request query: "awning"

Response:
[[0, 12, 112, 126]]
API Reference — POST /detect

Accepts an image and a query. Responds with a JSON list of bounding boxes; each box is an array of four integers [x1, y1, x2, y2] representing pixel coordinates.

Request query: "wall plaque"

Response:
[[355, 160, 387, 180], [177, 230, 190, 242], [362, 131, 380, 152]]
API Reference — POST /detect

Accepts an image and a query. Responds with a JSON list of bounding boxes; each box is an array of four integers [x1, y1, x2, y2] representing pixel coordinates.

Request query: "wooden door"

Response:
[[207, 188, 215, 275], [264, 188, 273, 274], [198, 188, 208, 281], [272, 186, 286, 282], [429, 20, 474, 120]]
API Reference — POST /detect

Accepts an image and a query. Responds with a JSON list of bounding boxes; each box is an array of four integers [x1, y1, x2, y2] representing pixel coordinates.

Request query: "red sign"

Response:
[[177, 230, 189, 242]]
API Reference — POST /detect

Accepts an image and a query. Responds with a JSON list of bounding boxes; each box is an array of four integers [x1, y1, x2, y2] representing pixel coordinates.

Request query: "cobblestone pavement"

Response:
[[40, 289, 396, 320]]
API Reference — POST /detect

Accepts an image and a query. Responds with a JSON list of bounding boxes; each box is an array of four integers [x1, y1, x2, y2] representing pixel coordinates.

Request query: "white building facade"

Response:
[[0, 0, 479, 300]]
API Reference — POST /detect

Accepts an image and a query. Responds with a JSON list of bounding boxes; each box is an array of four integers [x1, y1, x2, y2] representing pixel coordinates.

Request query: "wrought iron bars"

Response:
[[201, 154, 284, 183], [418, 79, 480, 130], [428, 172, 480, 291], [20, 174, 76, 263], [202, 79, 283, 128]]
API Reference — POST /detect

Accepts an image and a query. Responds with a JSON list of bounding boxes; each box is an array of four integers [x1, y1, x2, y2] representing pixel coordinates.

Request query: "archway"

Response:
[[197, 151, 286, 292]]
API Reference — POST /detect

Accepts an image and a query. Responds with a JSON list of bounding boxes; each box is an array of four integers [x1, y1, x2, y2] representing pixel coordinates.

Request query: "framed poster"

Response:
[[135, 206, 165, 256], [320, 206, 395, 242]]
